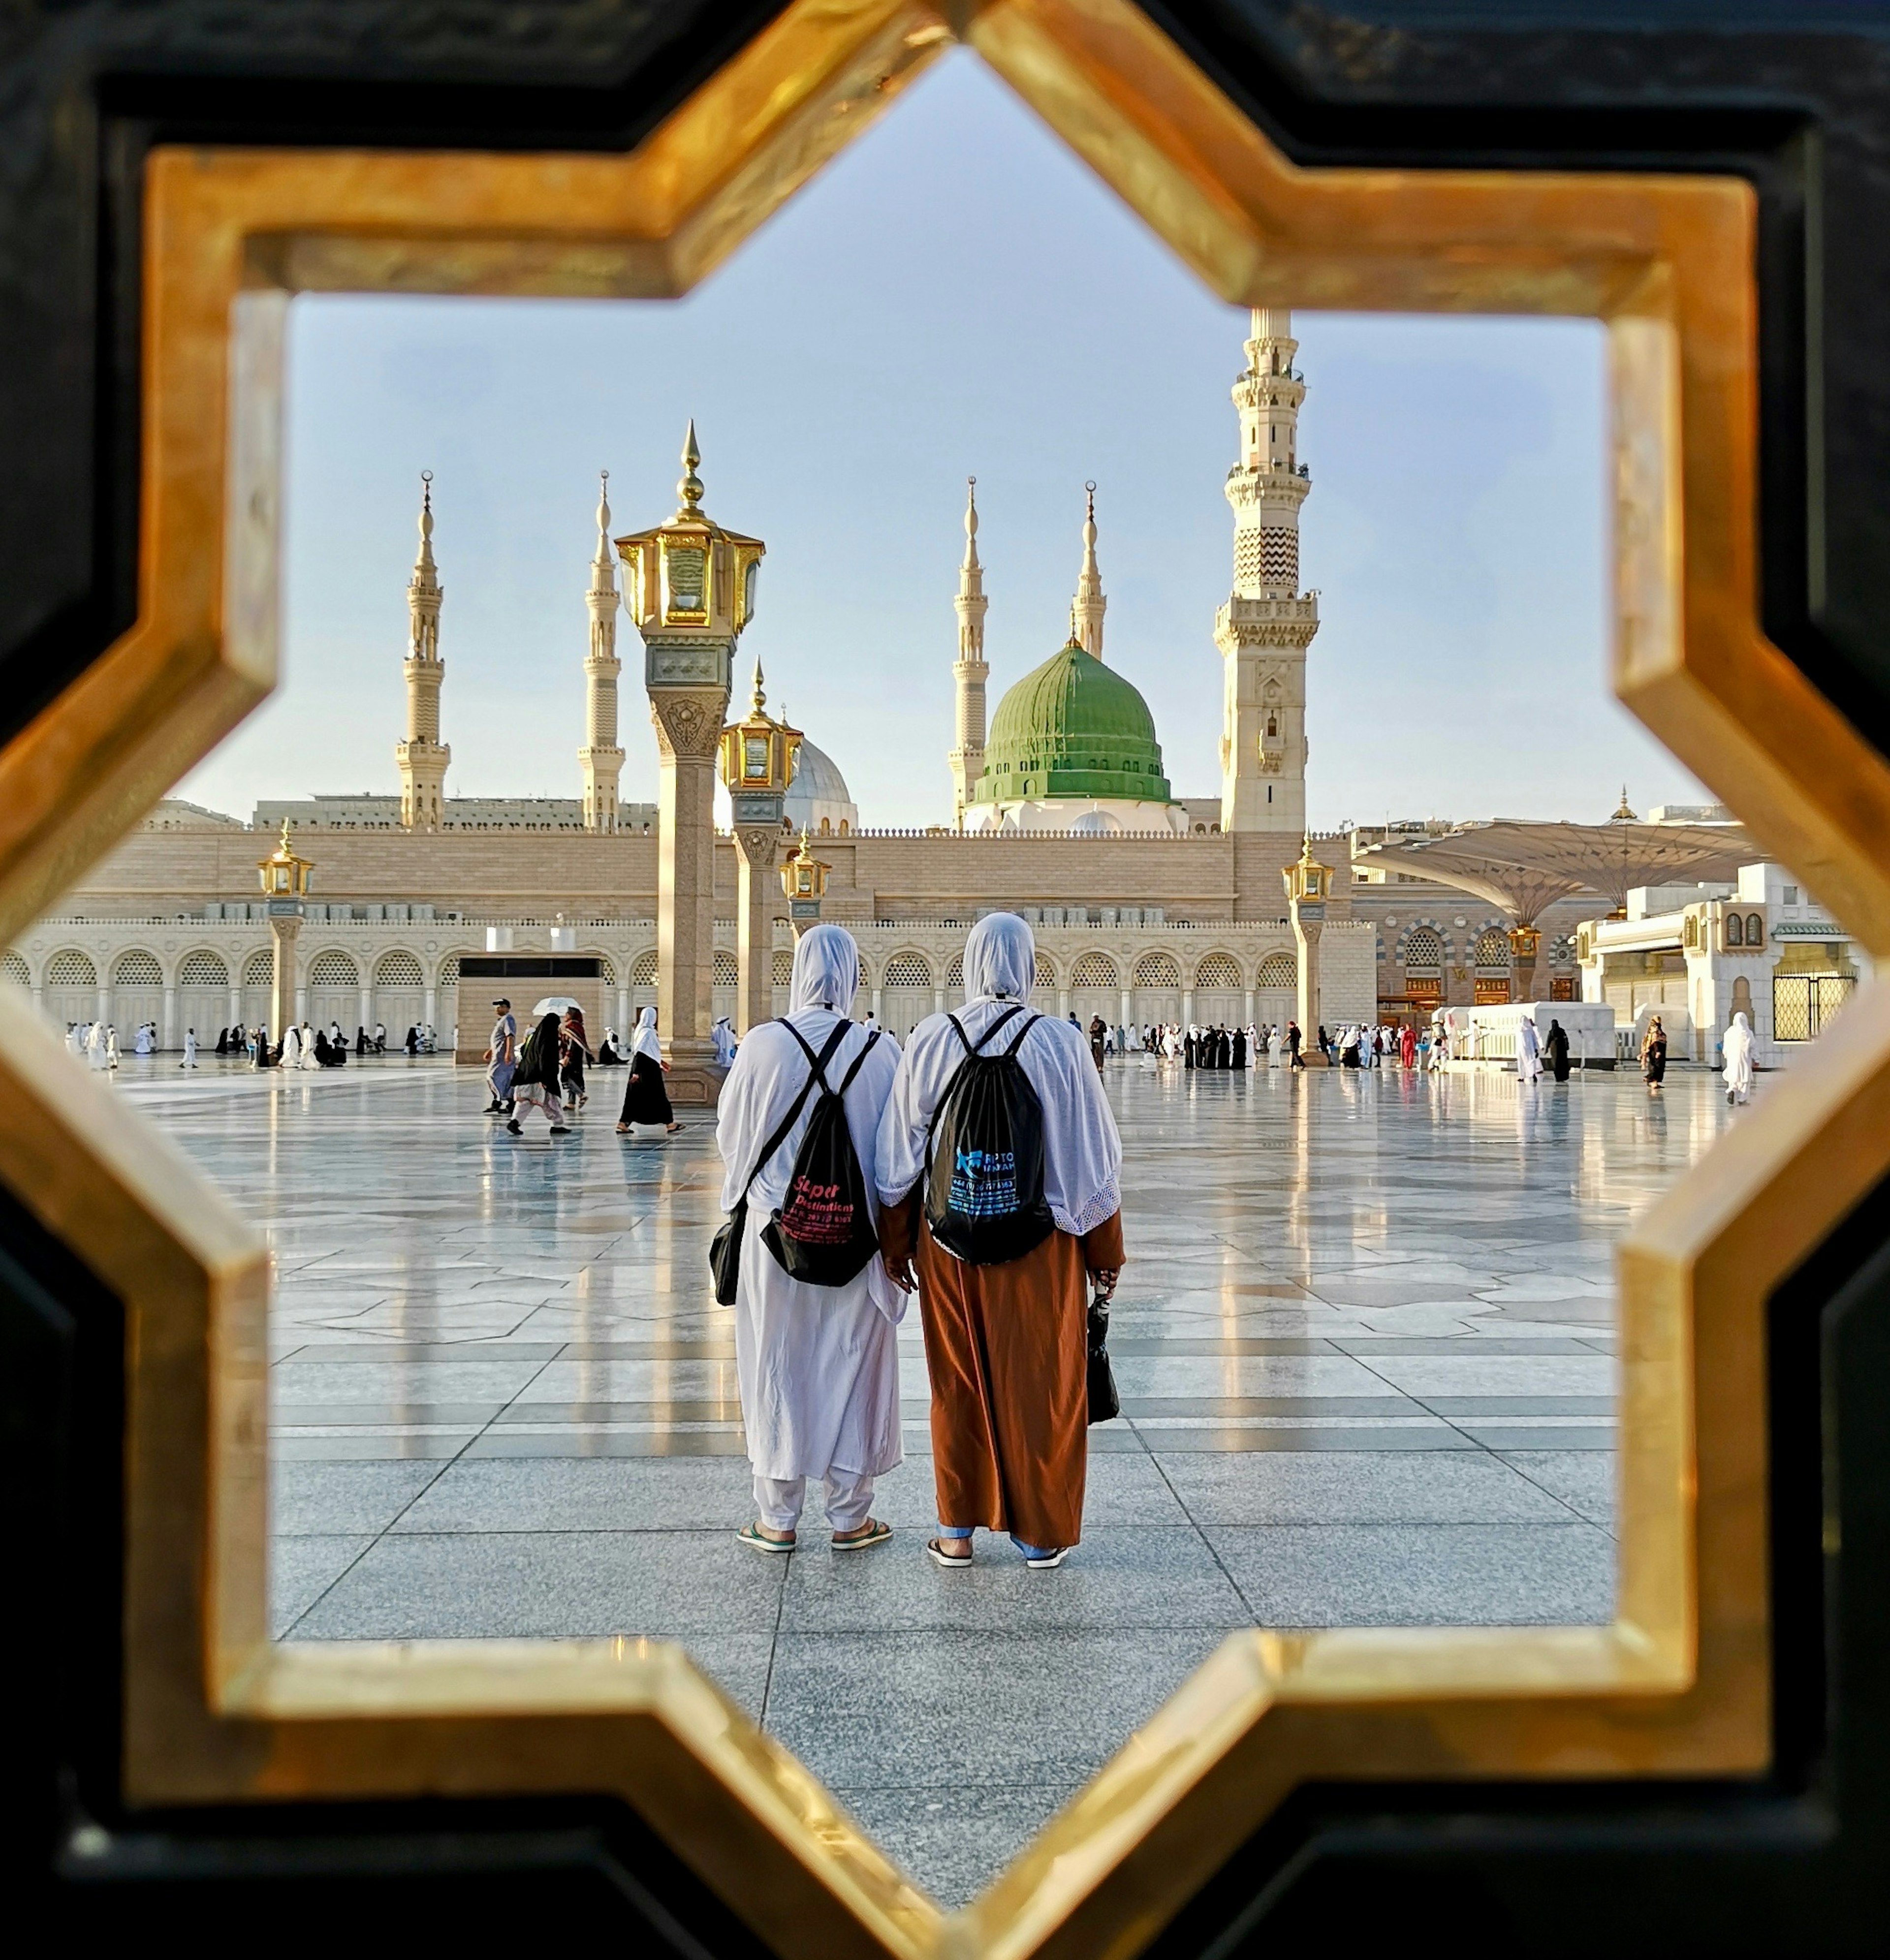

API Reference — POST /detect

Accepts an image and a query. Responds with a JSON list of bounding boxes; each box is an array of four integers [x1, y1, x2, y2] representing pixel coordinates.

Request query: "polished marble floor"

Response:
[[123, 1051, 1747, 1906]]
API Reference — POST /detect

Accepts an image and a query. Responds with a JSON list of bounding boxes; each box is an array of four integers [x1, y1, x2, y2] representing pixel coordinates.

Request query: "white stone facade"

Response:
[[1575, 862, 1871, 1067]]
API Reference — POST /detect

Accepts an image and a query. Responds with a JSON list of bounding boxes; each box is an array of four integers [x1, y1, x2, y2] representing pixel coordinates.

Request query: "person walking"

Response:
[[617, 1006, 681, 1135], [1641, 1014, 1669, 1091], [483, 997, 516, 1114], [1543, 1018, 1572, 1082], [1517, 1015, 1543, 1083], [505, 1013, 570, 1136], [875, 912, 1123, 1570], [181, 1027, 197, 1069], [719, 925, 904, 1555], [560, 1005, 593, 1111], [1722, 1010, 1756, 1105], [1287, 1019, 1303, 1068], [1088, 1013, 1106, 1071]]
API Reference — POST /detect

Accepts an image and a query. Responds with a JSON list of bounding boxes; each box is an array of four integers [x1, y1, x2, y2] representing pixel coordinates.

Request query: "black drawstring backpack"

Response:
[[923, 1002, 1055, 1266], [760, 1022, 883, 1286], [708, 1019, 850, 1305]]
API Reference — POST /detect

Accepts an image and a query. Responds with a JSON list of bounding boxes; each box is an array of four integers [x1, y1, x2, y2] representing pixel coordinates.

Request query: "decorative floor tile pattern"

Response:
[[123, 1053, 1747, 1906]]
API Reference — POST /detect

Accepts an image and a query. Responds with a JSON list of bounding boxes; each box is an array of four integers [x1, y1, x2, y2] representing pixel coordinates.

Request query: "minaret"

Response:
[[580, 470, 626, 832], [396, 472, 450, 831], [948, 477, 990, 827], [1216, 308, 1319, 834], [1072, 480, 1105, 658]]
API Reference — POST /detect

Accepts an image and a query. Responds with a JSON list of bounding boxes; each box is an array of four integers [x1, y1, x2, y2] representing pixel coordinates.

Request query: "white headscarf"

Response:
[[790, 923, 860, 1016], [631, 1005, 661, 1064], [964, 910, 1034, 1002], [875, 912, 1122, 1239]]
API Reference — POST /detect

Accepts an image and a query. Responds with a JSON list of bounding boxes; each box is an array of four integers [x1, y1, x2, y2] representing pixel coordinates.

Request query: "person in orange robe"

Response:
[[876, 912, 1123, 1568]]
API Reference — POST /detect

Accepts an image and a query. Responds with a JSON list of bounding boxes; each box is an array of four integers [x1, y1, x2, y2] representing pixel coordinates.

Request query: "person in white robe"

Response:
[[299, 1022, 318, 1069], [105, 1027, 119, 1069], [133, 1024, 152, 1056], [717, 924, 904, 1554], [711, 1016, 738, 1067], [182, 1027, 197, 1068], [281, 1022, 302, 1069], [65, 1024, 83, 1059], [86, 1022, 109, 1071], [1723, 1011, 1756, 1105], [1516, 1016, 1543, 1083]]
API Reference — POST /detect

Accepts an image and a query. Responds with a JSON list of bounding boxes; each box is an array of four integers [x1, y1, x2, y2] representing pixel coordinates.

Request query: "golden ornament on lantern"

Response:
[[717, 658, 802, 805], [257, 819, 313, 902], [616, 420, 765, 638], [1507, 923, 1543, 964], [780, 829, 831, 932], [1283, 833, 1332, 908]]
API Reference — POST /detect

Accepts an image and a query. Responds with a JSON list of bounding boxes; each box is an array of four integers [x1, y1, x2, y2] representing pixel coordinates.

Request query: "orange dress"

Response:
[[881, 1191, 1125, 1550]]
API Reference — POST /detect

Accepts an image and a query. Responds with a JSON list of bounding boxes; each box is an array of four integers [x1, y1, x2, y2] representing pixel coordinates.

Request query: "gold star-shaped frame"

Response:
[[5, 1, 1890, 1956]]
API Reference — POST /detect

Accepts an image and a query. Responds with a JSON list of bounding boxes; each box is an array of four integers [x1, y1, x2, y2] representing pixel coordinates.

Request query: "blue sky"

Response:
[[179, 48, 1706, 831]]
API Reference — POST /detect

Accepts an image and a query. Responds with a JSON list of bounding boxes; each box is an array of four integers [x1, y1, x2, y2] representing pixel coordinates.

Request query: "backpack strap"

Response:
[[836, 1027, 881, 1095], [738, 1018, 852, 1202], [1004, 1011, 1041, 1058]]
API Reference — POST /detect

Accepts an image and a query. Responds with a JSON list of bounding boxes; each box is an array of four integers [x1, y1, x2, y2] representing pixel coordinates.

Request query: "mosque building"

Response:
[[8, 309, 1642, 1051]]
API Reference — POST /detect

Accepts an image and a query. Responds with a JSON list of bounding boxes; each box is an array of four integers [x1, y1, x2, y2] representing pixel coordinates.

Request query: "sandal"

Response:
[[927, 1538, 973, 1568], [737, 1522, 795, 1555], [832, 1519, 891, 1553], [1024, 1546, 1069, 1569]]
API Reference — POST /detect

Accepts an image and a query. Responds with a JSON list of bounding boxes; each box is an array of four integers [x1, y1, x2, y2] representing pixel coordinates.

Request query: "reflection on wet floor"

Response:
[[126, 1054, 1740, 1907]]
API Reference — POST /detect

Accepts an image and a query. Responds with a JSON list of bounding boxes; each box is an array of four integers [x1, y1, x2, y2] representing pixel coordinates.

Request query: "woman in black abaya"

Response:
[[617, 1006, 681, 1134]]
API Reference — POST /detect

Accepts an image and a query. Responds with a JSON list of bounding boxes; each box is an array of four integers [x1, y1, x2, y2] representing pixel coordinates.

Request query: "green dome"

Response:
[[972, 639, 1172, 807]]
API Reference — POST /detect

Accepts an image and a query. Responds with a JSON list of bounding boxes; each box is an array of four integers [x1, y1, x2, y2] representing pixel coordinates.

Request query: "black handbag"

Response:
[[1087, 1289, 1121, 1425], [708, 1022, 848, 1306]]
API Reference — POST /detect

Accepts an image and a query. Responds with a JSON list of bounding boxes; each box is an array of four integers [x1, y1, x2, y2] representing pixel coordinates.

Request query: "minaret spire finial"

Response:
[[677, 420, 704, 513], [963, 476, 980, 571], [751, 655, 767, 716], [593, 469, 614, 573], [1071, 479, 1106, 659]]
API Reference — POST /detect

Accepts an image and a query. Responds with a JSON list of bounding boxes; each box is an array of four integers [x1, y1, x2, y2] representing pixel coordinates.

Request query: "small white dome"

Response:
[[783, 738, 859, 836], [1068, 809, 1123, 836]]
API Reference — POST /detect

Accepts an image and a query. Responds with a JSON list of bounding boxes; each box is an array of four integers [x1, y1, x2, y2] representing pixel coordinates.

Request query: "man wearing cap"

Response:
[[483, 997, 517, 1115]]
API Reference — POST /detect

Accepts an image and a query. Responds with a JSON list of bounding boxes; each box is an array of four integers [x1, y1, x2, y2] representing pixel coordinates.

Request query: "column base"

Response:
[[663, 1041, 729, 1107], [1299, 1051, 1331, 1068]]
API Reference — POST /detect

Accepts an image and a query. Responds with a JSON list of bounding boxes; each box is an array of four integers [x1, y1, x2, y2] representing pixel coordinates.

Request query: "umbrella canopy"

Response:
[[1352, 818, 1753, 925], [532, 996, 583, 1018]]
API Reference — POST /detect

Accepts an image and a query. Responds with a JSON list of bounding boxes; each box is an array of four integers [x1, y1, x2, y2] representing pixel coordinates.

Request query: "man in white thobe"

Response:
[[86, 1022, 109, 1071], [1517, 1016, 1543, 1083], [716, 925, 903, 1554], [182, 1028, 197, 1068]]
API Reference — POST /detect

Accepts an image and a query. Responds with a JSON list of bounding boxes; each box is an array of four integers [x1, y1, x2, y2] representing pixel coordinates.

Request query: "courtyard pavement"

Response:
[[122, 1051, 1743, 1906]]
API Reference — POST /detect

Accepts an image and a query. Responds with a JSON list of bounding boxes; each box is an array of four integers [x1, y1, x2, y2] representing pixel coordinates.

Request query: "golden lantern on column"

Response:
[[717, 662, 802, 819], [780, 828, 831, 933], [1282, 834, 1332, 909], [257, 819, 313, 902]]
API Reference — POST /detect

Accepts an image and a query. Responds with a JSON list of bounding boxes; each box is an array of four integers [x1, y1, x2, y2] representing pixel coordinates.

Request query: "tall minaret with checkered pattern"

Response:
[[1216, 308, 1318, 835]]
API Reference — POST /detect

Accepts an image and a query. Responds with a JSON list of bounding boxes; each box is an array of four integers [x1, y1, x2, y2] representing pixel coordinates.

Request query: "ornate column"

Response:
[[1285, 836, 1333, 1065], [1509, 924, 1542, 1003], [620, 425, 765, 1104], [257, 823, 312, 1061], [719, 663, 800, 1036]]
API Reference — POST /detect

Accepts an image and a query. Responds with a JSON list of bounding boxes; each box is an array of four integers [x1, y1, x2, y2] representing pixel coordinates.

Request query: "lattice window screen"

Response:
[[112, 951, 163, 985], [47, 951, 97, 986]]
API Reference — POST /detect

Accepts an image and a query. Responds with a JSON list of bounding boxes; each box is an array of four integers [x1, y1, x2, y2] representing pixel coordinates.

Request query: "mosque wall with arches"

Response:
[[3, 912, 1379, 1050], [21, 808, 1604, 1049]]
